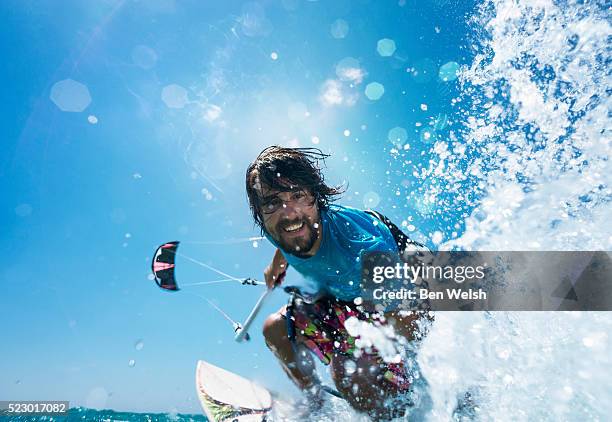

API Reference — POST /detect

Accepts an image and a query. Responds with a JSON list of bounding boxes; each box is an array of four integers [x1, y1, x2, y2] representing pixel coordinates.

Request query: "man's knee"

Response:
[[262, 308, 288, 349]]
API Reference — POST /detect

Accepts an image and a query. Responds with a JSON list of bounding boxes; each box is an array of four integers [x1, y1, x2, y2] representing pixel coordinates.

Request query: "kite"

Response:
[[151, 241, 180, 291]]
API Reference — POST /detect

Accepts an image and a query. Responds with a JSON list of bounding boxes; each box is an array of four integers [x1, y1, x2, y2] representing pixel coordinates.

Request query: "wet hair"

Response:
[[246, 146, 345, 231]]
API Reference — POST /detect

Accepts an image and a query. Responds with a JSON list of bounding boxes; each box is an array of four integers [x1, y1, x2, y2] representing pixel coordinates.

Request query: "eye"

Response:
[[263, 198, 281, 211], [292, 191, 305, 200]]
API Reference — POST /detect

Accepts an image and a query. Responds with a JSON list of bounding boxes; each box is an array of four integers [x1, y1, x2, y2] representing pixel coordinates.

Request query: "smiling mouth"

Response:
[[283, 221, 304, 232]]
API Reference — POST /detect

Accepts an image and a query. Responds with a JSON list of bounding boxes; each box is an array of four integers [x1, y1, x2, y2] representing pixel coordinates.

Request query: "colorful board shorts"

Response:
[[286, 294, 412, 392]]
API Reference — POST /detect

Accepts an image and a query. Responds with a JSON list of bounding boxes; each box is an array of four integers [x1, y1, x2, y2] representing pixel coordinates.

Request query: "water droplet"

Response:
[[128, 359, 136, 367], [330, 19, 349, 39], [343, 129, 351, 137], [201, 188, 213, 200], [420, 127, 436, 143], [88, 115, 98, 124], [387, 127, 408, 148], [377, 38, 396, 56], [270, 51, 278, 60], [134, 340, 144, 351], [431, 231, 443, 244], [50, 79, 92, 112], [365, 82, 385, 100], [161, 84, 189, 109], [439, 61, 460, 82]]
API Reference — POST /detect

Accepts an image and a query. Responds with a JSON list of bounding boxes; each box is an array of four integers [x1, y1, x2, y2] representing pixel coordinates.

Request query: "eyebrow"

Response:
[[261, 188, 305, 203], [261, 192, 282, 203]]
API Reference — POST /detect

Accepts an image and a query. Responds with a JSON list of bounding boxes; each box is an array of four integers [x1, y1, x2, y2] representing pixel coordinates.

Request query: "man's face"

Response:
[[259, 185, 321, 257]]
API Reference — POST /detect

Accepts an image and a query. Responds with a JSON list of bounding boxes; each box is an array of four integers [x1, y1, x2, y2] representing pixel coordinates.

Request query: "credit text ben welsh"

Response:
[[371, 262, 488, 301]]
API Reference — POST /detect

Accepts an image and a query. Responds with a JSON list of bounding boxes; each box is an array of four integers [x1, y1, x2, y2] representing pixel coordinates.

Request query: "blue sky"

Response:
[[1, 0, 475, 413]]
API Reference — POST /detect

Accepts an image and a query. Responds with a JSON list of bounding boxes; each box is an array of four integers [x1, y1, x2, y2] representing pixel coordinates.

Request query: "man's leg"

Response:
[[262, 306, 318, 390]]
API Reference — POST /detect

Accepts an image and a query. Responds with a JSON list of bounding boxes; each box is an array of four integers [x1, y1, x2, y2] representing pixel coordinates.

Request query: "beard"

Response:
[[273, 218, 319, 258]]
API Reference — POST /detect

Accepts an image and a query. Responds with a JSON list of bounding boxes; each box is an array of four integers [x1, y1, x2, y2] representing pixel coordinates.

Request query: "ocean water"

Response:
[[0, 407, 207, 422]]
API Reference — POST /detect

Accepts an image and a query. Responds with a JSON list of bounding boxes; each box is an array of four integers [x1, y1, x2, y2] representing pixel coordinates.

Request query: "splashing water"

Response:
[[345, 317, 403, 363], [416, 1, 612, 420], [420, 312, 612, 421], [440, 0, 611, 251]]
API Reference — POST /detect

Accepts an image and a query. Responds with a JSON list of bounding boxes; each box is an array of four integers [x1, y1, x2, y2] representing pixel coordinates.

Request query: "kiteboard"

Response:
[[196, 360, 273, 422]]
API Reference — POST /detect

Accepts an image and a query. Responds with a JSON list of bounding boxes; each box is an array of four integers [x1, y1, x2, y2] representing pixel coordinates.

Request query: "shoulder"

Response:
[[326, 204, 374, 221], [324, 205, 392, 241], [325, 205, 377, 228]]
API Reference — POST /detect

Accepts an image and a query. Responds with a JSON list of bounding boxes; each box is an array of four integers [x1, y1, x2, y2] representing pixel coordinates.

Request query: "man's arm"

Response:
[[264, 248, 288, 289]]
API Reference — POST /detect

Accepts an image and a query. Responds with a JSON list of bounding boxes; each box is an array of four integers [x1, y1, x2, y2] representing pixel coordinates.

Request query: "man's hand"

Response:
[[264, 248, 288, 289]]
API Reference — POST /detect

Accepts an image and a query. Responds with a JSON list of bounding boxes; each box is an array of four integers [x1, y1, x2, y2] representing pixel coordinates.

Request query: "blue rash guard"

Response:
[[265, 205, 399, 301]]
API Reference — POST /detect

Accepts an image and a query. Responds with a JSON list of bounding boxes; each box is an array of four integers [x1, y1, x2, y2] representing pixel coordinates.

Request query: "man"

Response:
[[245, 146, 429, 419]]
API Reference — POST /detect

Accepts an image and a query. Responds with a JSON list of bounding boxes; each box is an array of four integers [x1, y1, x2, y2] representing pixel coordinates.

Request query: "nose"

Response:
[[278, 201, 301, 220]]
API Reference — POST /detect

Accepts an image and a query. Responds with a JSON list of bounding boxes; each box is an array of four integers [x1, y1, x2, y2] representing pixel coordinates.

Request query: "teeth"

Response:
[[284, 222, 304, 232]]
